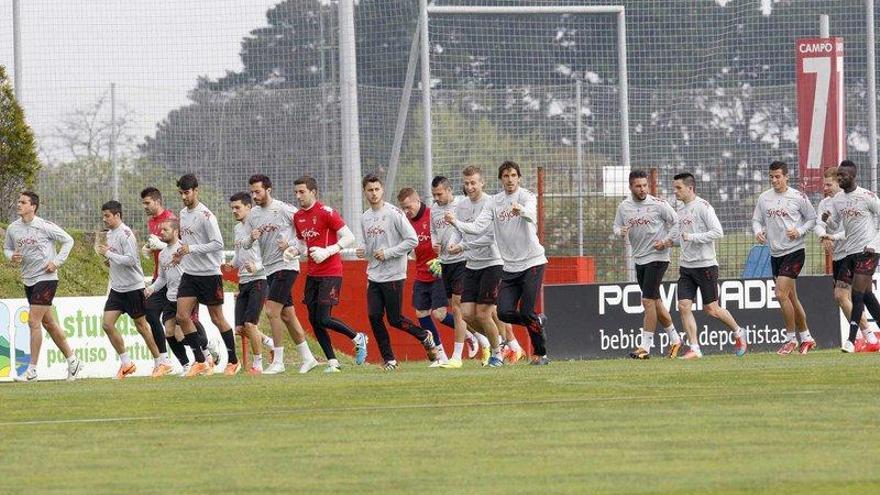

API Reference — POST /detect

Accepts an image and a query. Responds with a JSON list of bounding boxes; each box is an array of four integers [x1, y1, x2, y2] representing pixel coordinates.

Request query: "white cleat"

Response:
[[263, 362, 286, 375], [67, 359, 83, 381], [178, 364, 192, 377], [14, 367, 37, 382], [428, 359, 448, 368], [841, 340, 856, 353], [299, 358, 320, 374]]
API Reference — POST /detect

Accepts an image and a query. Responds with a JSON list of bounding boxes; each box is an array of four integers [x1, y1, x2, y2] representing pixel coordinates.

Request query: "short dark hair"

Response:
[[498, 160, 521, 179], [362, 174, 382, 189], [229, 192, 252, 205], [101, 200, 123, 217], [294, 175, 318, 192], [431, 175, 452, 190], [769, 161, 788, 175], [176, 174, 198, 191], [397, 187, 417, 202], [160, 218, 179, 232], [839, 159, 857, 171], [673, 172, 696, 189], [629, 169, 648, 184], [248, 174, 272, 190], [462, 165, 482, 178], [20, 191, 39, 212], [140, 187, 162, 202]]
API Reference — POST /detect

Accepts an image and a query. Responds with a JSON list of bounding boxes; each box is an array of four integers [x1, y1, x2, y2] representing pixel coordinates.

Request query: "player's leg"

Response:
[[384, 280, 437, 361], [495, 309, 523, 363], [516, 265, 549, 364], [145, 287, 169, 364], [414, 281, 445, 366], [443, 263, 473, 357], [859, 290, 880, 349], [630, 262, 654, 359], [174, 281, 209, 376], [102, 307, 137, 378], [236, 281, 264, 374], [698, 266, 747, 356], [367, 281, 396, 368], [315, 277, 367, 366], [844, 253, 878, 352], [475, 266, 503, 366], [676, 268, 701, 359], [774, 276, 798, 339], [39, 307, 82, 380]]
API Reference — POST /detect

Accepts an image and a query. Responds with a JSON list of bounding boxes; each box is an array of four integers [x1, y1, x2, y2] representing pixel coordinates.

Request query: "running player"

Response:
[[816, 166, 880, 352], [244, 174, 319, 374], [751, 161, 817, 354], [613, 169, 682, 359], [289, 175, 368, 372], [816, 160, 880, 353], [398, 186, 451, 367], [174, 174, 239, 376], [3, 191, 82, 382], [445, 161, 550, 365], [672, 173, 747, 359], [357, 174, 439, 370], [96, 200, 165, 378]]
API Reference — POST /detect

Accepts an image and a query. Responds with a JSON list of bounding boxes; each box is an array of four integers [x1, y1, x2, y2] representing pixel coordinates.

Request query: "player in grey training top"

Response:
[[96, 200, 163, 379], [244, 174, 318, 375], [3, 191, 81, 382], [751, 161, 817, 354], [612, 169, 682, 360], [671, 173, 747, 360], [357, 174, 438, 370]]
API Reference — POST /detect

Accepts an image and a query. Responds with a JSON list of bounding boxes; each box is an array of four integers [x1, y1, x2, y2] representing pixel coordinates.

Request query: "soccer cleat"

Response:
[[862, 341, 880, 353], [734, 335, 748, 357], [14, 367, 37, 382], [480, 347, 491, 367], [666, 341, 682, 359], [247, 367, 262, 376], [428, 359, 445, 368], [179, 363, 191, 377], [381, 361, 398, 371], [421, 334, 439, 361], [204, 355, 216, 375], [354, 332, 369, 365], [324, 364, 341, 373], [529, 356, 551, 366], [777, 340, 798, 355], [841, 340, 856, 353], [487, 356, 504, 367], [263, 362, 286, 375], [798, 339, 817, 355], [185, 361, 210, 377], [67, 359, 83, 382], [116, 362, 137, 380], [629, 347, 650, 360], [440, 358, 462, 369], [207, 340, 220, 365], [151, 362, 174, 378], [465, 334, 478, 358], [679, 348, 702, 360], [503, 347, 525, 364], [854, 338, 867, 353], [223, 362, 241, 376], [299, 358, 320, 374]]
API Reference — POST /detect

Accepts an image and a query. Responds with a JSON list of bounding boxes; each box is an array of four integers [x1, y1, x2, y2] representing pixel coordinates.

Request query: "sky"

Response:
[[0, 0, 279, 162]]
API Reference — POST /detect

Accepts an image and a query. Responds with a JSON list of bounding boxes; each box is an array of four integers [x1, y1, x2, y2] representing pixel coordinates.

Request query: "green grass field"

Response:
[[1, 351, 878, 494]]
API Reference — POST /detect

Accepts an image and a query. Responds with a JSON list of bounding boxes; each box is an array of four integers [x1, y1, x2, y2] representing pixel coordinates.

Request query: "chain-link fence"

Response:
[[1, 0, 877, 282]]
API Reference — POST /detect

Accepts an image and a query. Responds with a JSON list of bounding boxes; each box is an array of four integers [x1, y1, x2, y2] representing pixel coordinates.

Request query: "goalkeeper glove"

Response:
[[309, 244, 340, 264], [282, 246, 300, 263], [147, 234, 167, 250], [426, 258, 442, 277]]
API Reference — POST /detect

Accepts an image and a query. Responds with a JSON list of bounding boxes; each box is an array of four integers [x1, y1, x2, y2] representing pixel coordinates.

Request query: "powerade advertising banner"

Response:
[[0, 295, 235, 381], [545, 276, 841, 360]]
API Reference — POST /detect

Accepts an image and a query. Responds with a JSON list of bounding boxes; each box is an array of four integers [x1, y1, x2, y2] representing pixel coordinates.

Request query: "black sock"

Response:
[[195, 321, 209, 349], [221, 329, 238, 364], [167, 336, 189, 365], [184, 333, 206, 363], [864, 291, 880, 321], [850, 290, 866, 343]]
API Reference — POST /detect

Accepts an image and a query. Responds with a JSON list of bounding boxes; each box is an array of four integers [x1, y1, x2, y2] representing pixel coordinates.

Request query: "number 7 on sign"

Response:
[[803, 56, 831, 170]]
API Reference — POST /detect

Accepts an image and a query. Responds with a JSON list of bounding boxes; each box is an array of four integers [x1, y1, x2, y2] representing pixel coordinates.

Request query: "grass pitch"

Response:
[[1, 350, 879, 494]]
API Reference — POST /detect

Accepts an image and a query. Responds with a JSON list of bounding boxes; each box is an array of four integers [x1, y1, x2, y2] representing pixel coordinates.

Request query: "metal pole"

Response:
[[387, 27, 421, 196], [319, 4, 329, 195], [111, 82, 118, 201], [575, 80, 584, 257], [866, 0, 878, 191], [419, 0, 433, 197], [12, 0, 22, 99], [819, 14, 830, 37], [617, 10, 631, 171], [338, 0, 363, 240]]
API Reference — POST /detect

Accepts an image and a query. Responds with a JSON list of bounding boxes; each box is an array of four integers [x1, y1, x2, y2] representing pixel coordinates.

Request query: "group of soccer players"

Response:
[[616, 159, 880, 360], [3, 160, 551, 381]]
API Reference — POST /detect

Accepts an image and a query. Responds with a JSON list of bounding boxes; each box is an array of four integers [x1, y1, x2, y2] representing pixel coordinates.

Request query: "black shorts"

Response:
[[267, 270, 298, 307], [161, 299, 178, 325], [461, 265, 503, 305], [145, 286, 168, 314], [303, 276, 342, 307], [635, 261, 669, 300], [839, 252, 880, 284], [832, 258, 852, 285], [441, 261, 467, 298], [235, 279, 267, 327], [412, 279, 448, 310], [25, 280, 58, 306], [677, 266, 719, 305], [771, 249, 805, 279], [104, 289, 147, 319], [178, 273, 224, 306]]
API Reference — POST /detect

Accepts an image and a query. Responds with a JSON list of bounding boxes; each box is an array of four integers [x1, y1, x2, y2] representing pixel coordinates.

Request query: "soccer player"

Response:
[[815, 166, 880, 352], [3, 191, 82, 382], [174, 174, 240, 377], [445, 166, 509, 368], [445, 161, 550, 365], [357, 174, 439, 370], [816, 160, 880, 353], [398, 186, 451, 367], [96, 200, 165, 378], [613, 169, 682, 359], [244, 174, 319, 374], [751, 161, 817, 354], [672, 173, 747, 359], [289, 175, 368, 373]]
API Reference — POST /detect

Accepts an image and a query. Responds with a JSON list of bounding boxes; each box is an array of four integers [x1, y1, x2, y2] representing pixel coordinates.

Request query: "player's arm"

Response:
[[750, 199, 765, 236], [105, 231, 141, 267], [518, 191, 538, 223], [690, 205, 724, 243], [188, 214, 224, 254], [797, 195, 817, 237], [612, 204, 626, 237], [385, 212, 419, 259], [452, 206, 493, 236], [866, 194, 880, 251], [148, 257, 168, 293], [47, 222, 75, 266], [658, 201, 678, 247], [3, 228, 15, 260]]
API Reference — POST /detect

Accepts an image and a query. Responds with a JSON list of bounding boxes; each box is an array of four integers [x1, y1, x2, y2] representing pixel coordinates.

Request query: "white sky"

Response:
[[0, 0, 279, 161]]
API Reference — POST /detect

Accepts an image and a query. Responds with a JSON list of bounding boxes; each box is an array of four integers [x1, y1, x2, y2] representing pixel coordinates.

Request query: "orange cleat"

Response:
[[116, 362, 136, 379], [224, 362, 241, 376], [151, 363, 173, 378], [247, 367, 262, 376]]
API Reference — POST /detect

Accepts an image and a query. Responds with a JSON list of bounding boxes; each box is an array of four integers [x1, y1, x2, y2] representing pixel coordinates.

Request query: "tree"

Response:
[[45, 91, 137, 166], [0, 65, 41, 223]]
